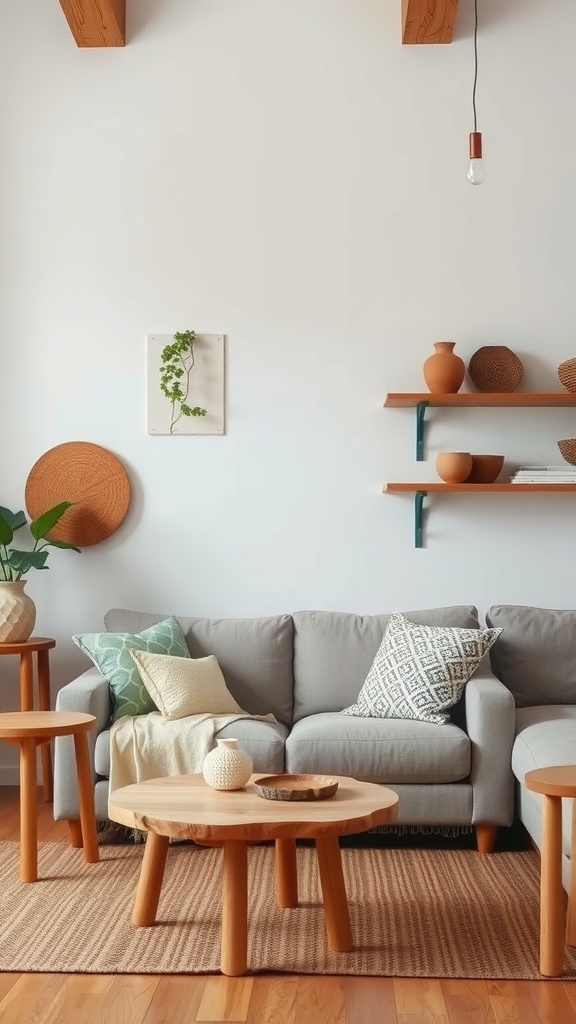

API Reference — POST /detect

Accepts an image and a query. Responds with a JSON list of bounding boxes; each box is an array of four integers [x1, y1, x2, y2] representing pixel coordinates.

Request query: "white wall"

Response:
[[0, 0, 575, 772]]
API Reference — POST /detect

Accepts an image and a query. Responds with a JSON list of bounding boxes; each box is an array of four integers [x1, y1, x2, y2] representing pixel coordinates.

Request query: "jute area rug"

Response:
[[0, 839, 574, 979]]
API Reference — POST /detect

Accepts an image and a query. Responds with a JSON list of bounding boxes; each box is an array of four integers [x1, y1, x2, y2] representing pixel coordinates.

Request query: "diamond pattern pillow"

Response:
[[129, 649, 244, 721], [341, 613, 502, 725], [73, 616, 191, 721]]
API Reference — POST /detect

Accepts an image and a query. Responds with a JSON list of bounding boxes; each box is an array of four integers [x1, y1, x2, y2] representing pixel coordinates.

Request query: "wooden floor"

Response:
[[0, 787, 574, 1024]]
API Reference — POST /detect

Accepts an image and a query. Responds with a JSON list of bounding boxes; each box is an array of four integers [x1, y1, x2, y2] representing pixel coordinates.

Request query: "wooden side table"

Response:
[[0, 637, 56, 801], [0, 711, 99, 882], [525, 765, 576, 977]]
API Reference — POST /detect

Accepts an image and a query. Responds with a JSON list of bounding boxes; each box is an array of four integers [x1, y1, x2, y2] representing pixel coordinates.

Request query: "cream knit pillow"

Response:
[[129, 649, 244, 720]]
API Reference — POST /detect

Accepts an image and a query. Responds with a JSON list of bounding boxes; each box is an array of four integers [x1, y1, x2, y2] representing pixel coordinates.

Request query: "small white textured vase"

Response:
[[0, 581, 37, 643], [202, 738, 253, 791]]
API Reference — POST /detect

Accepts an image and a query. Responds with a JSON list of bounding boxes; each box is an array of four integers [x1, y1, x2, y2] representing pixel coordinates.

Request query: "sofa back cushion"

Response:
[[104, 609, 294, 727], [486, 604, 576, 707], [292, 606, 482, 722]]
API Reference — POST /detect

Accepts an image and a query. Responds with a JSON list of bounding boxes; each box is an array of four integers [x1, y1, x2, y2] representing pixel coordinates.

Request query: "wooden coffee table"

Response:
[[109, 773, 398, 976], [525, 765, 576, 977]]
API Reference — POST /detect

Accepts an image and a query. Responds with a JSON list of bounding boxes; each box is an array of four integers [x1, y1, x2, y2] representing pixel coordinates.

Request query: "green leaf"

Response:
[[0, 513, 14, 546], [0, 507, 27, 533], [8, 549, 49, 573], [29, 502, 73, 541], [46, 538, 82, 553]]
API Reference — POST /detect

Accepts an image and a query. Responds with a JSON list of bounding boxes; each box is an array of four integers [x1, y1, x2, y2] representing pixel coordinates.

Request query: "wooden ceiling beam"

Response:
[[59, 0, 125, 47], [402, 0, 459, 44]]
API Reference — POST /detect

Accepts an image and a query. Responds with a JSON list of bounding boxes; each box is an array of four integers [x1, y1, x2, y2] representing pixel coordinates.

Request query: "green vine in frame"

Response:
[[159, 330, 208, 434]]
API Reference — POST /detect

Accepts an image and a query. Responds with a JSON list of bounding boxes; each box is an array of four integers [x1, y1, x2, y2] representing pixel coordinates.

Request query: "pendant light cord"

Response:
[[472, 0, 479, 132]]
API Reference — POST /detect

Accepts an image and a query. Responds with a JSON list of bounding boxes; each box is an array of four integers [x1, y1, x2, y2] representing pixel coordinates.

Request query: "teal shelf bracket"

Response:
[[416, 401, 429, 461], [414, 490, 427, 548]]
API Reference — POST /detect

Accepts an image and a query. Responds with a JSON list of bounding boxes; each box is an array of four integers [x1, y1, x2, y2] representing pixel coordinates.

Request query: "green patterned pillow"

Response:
[[73, 616, 191, 721]]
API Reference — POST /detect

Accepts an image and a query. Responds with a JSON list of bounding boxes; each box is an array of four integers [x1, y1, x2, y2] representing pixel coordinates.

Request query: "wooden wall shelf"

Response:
[[384, 392, 576, 546], [383, 483, 576, 548], [384, 393, 576, 408], [384, 393, 576, 460]]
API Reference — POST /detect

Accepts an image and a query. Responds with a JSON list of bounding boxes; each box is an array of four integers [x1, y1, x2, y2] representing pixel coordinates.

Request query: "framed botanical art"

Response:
[[147, 332, 225, 435]]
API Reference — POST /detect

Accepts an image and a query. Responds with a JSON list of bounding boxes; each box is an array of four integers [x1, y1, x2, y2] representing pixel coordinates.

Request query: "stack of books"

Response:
[[510, 465, 576, 483]]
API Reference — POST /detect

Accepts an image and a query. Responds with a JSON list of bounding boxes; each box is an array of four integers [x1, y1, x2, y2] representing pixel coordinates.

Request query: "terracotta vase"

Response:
[[436, 452, 473, 484], [202, 738, 253, 791], [0, 580, 36, 643], [423, 341, 466, 394]]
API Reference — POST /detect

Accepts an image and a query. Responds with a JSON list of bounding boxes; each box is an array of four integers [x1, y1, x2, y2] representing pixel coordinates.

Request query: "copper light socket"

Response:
[[469, 132, 483, 159]]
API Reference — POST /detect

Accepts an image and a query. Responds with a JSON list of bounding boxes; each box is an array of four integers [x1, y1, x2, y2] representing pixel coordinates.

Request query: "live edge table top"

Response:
[[108, 773, 399, 843]]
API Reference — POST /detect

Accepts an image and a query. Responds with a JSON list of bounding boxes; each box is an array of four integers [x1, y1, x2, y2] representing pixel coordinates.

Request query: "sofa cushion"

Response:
[[96, 718, 288, 779], [292, 606, 482, 722], [104, 610, 294, 728], [486, 605, 576, 707], [341, 613, 502, 725], [129, 650, 244, 720], [74, 616, 190, 722], [285, 712, 470, 783]]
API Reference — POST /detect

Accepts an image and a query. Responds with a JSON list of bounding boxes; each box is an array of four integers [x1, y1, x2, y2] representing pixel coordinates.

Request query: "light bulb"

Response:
[[467, 132, 486, 185]]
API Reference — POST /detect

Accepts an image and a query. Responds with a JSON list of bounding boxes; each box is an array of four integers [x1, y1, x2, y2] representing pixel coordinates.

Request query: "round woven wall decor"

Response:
[[25, 442, 131, 547], [467, 346, 524, 393]]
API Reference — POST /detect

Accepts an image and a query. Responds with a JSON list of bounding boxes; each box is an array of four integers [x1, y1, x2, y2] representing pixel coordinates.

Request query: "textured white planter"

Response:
[[0, 581, 37, 643], [202, 738, 253, 791]]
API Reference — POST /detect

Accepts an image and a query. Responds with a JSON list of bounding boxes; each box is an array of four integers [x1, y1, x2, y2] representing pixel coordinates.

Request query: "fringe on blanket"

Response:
[[366, 824, 473, 837]]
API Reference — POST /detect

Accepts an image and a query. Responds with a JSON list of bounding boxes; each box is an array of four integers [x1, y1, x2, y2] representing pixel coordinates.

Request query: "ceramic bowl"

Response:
[[465, 455, 505, 483], [435, 452, 473, 484]]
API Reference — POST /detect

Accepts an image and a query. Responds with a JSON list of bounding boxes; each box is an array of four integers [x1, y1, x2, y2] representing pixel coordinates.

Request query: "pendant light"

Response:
[[467, 0, 486, 185]]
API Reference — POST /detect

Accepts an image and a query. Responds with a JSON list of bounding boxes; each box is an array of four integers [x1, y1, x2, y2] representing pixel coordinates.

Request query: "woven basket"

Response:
[[558, 358, 576, 393], [467, 346, 524, 393], [558, 439, 576, 466]]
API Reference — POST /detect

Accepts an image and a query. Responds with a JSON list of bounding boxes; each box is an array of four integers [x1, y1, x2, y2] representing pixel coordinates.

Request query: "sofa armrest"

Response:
[[53, 668, 111, 821], [465, 672, 516, 825]]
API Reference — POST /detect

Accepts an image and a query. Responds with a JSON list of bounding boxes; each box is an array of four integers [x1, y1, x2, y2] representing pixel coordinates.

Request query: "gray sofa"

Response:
[[487, 604, 576, 891], [53, 604, 516, 853]]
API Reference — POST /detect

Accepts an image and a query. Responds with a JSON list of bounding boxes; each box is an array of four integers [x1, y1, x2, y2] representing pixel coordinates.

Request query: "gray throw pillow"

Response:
[[341, 612, 502, 725]]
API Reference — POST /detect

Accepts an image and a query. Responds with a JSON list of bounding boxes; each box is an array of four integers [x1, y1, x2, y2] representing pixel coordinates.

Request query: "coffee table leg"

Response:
[[276, 838, 298, 907], [540, 794, 565, 976], [221, 840, 248, 976], [73, 733, 99, 864], [132, 831, 169, 926], [19, 738, 38, 883], [566, 798, 576, 947], [315, 836, 352, 952]]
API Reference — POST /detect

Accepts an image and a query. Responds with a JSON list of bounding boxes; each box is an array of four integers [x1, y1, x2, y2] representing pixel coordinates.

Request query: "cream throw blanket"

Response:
[[109, 711, 277, 793]]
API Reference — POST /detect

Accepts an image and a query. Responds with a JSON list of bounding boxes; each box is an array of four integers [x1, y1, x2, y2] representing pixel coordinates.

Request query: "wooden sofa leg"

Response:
[[476, 825, 497, 854], [67, 819, 83, 848]]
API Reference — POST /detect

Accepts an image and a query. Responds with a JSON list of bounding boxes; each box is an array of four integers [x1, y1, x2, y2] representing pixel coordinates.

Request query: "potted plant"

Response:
[[0, 502, 80, 643]]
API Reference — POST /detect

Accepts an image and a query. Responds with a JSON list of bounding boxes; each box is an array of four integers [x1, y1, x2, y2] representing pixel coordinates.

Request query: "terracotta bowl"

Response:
[[436, 452, 473, 484], [465, 455, 505, 483]]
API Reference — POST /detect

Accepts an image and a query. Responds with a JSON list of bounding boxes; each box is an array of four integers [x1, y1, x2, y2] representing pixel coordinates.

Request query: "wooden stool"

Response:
[[0, 711, 100, 882], [0, 637, 56, 801], [525, 765, 576, 976]]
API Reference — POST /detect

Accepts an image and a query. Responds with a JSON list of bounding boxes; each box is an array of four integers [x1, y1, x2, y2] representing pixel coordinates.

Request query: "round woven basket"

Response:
[[25, 442, 131, 547], [558, 439, 576, 466], [558, 358, 576, 393], [467, 346, 524, 392]]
